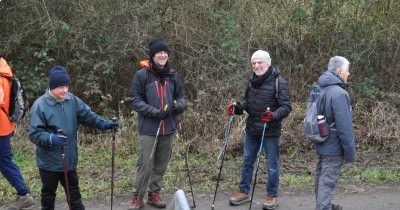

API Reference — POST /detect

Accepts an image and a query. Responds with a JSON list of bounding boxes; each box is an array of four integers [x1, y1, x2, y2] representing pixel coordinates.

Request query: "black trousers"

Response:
[[39, 168, 85, 210]]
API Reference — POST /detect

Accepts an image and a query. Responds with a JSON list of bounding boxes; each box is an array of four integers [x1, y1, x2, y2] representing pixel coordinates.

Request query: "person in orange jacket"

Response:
[[0, 55, 36, 209]]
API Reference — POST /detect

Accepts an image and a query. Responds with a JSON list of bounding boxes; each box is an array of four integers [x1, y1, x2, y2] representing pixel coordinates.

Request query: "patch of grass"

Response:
[[2, 125, 400, 204], [342, 165, 400, 184], [281, 173, 313, 189]]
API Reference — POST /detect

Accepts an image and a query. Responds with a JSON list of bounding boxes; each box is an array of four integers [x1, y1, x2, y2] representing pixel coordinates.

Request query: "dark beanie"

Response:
[[48, 65, 70, 90], [148, 37, 170, 58]]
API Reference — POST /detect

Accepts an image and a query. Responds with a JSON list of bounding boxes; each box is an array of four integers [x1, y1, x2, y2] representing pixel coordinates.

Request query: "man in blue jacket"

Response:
[[29, 66, 118, 210], [128, 37, 187, 209], [313, 56, 356, 210]]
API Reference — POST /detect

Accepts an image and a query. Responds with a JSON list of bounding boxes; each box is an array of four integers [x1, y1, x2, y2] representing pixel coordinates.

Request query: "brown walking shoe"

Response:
[[15, 193, 36, 210], [128, 195, 144, 210], [229, 189, 250, 206], [147, 192, 166, 208], [263, 195, 279, 210]]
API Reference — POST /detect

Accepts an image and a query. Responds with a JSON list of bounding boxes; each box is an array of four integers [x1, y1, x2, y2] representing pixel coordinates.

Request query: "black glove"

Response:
[[233, 102, 244, 115], [157, 109, 170, 119], [172, 101, 185, 115], [50, 134, 67, 146], [100, 120, 119, 131]]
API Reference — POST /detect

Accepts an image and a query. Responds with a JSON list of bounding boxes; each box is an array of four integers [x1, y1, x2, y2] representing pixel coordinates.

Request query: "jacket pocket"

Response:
[[37, 146, 63, 171], [141, 117, 159, 135]]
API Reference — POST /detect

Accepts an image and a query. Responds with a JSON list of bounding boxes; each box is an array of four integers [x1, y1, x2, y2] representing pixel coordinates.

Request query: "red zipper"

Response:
[[161, 81, 168, 135], [155, 80, 168, 135]]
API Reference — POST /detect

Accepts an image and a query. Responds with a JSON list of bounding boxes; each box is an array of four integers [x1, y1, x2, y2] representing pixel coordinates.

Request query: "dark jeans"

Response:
[[0, 134, 30, 196], [238, 133, 280, 196], [315, 156, 343, 210], [39, 168, 85, 210]]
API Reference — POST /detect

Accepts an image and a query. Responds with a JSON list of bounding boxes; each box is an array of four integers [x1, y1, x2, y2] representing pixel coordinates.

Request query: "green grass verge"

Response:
[[1, 132, 400, 204]]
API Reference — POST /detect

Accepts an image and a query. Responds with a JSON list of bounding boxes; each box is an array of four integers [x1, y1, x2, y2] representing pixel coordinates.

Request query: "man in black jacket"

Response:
[[228, 50, 292, 210], [128, 37, 187, 209]]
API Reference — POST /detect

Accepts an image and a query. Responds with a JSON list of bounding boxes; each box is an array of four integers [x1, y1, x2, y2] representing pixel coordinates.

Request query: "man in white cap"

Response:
[[228, 50, 292, 209]]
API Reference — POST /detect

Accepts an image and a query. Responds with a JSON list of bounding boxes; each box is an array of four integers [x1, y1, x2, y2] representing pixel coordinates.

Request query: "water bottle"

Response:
[[317, 115, 329, 137]]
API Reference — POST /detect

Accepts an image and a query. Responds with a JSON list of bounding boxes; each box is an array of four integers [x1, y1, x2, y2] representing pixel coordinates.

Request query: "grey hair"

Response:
[[327, 56, 350, 73]]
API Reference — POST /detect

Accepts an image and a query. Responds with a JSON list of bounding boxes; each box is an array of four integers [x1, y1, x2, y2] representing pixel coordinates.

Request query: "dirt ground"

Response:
[[3, 184, 398, 210], [0, 184, 400, 210]]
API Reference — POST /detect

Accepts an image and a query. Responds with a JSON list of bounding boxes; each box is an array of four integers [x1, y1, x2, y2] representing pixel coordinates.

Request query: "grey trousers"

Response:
[[133, 134, 174, 197], [315, 155, 343, 210]]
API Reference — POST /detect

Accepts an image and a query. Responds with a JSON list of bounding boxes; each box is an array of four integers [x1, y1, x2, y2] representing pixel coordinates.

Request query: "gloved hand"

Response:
[[50, 134, 67, 146], [157, 108, 170, 120], [227, 103, 235, 116], [261, 108, 274, 123], [100, 120, 119, 131], [172, 101, 185, 115], [227, 102, 245, 116], [233, 102, 244, 115]]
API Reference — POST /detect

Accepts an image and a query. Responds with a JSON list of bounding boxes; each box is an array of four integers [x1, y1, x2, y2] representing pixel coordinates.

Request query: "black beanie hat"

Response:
[[48, 65, 70, 90], [148, 37, 170, 58]]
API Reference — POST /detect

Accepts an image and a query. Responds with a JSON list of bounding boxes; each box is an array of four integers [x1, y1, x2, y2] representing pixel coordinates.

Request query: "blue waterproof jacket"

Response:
[[130, 68, 187, 136], [29, 91, 108, 172], [314, 71, 356, 162]]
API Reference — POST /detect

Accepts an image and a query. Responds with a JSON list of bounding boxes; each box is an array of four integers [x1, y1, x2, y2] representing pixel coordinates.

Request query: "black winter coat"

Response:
[[241, 65, 292, 137], [130, 68, 187, 136]]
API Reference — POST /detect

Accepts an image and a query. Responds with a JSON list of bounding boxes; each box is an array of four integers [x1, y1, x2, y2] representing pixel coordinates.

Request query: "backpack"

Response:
[[0, 75, 27, 123], [304, 84, 333, 143]]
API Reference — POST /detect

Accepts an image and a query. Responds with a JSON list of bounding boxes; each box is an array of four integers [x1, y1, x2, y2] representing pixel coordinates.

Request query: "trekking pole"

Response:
[[138, 105, 168, 194], [211, 105, 235, 210], [185, 140, 196, 209], [249, 108, 270, 210], [110, 117, 117, 210], [58, 129, 72, 210], [174, 99, 196, 209]]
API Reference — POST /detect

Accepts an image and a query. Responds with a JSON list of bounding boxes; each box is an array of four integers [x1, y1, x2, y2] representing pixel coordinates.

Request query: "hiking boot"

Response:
[[128, 195, 144, 210], [147, 192, 166, 208], [332, 204, 343, 210], [263, 195, 279, 210], [229, 189, 250, 206], [15, 193, 35, 210]]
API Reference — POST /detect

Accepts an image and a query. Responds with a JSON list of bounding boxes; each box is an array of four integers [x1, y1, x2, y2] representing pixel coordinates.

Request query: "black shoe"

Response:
[[332, 204, 342, 210]]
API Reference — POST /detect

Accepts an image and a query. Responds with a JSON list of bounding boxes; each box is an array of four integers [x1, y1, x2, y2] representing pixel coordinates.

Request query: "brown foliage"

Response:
[[1, 0, 399, 150]]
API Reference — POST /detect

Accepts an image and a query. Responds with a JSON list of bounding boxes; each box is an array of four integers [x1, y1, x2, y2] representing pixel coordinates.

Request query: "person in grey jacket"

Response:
[[29, 66, 118, 210], [314, 56, 356, 210], [128, 37, 187, 209]]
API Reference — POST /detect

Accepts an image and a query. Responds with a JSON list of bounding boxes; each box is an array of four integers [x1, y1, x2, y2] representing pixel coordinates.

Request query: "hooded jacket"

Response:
[[130, 65, 187, 136], [0, 58, 14, 136], [314, 71, 356, 162], [241, 65, 292, 137], [29, 91, 108, 172]]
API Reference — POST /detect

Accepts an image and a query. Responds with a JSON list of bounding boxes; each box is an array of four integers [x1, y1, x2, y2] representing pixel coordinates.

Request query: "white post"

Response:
[[166, 189, 191, 210]]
